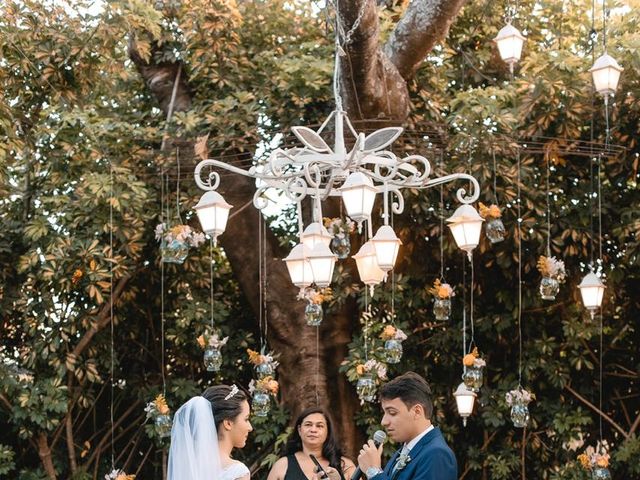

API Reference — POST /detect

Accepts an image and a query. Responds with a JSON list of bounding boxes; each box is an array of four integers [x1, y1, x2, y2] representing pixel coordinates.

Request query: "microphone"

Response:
[[351, 430, 387, 480]]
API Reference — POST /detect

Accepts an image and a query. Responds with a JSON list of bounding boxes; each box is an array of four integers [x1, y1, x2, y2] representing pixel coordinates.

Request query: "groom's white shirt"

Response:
[[404, 424, 434, 453]]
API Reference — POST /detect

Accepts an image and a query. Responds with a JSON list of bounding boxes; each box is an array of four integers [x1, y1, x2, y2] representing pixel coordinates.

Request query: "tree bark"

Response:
[[37, 433, 57, 480]]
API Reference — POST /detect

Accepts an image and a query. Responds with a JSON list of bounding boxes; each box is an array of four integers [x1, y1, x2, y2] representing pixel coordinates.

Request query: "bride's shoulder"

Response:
[[222, 460, 250, 480]]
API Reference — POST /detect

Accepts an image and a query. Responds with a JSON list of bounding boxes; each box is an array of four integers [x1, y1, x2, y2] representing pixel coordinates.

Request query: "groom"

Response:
[[357, 372, 457, 480]]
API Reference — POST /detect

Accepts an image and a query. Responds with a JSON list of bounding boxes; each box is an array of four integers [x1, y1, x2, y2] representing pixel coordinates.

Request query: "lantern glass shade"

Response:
[[454, 382, 476, 426], [302, 222, 333, 249], [194, 191, 233, 240], [283, 244, 313, 288], [494, 23, 526, 65], [590, 53, 624, 97], [578, 272, 605, 311], [446, 204, 484, 253], [340, 172, 378, 223], [308, 243, 337, 288], [371, 225, 402, 272], [353, 241, 386, 286]]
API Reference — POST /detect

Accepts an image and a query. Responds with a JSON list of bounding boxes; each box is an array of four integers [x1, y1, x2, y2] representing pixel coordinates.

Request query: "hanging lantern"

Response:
[[589, 53, 624, 98], [194, 190, 233, 244], [371, 225, 402, 272], [453, 382, 476, 427], [353, 241, 386, 287], [494, 23, 526, 70], [446, 205, 484, 256], [302, 222, 333, 249], [578, 271, 605, 317], [283, 243, 313, 288], [307, 243, 337, 288], [340, 172, 377, 227]]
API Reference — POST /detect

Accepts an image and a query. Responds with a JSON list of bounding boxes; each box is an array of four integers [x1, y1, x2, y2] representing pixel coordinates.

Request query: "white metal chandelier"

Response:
[[193, 9, 482, 291]]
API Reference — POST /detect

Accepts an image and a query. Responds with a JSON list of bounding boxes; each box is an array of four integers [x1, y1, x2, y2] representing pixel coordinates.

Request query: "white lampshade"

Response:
[[371, 225, 402, 272], [194, 190, 233, 242], [340, 172, 377, 224], [353, 241, 385, 286], [308, 243, 337, 288], [589, 53, 624, 97], [494, 23, 526, 66], [302, 222, 333, 249], [283, 243, 313, 288], [453, 382, 476, 427], [578, 271, 605, 314], [446, 204, 484, 255]]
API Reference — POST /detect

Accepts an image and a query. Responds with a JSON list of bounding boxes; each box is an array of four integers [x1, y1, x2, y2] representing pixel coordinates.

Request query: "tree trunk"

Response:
[[37, 433, 57, 480]]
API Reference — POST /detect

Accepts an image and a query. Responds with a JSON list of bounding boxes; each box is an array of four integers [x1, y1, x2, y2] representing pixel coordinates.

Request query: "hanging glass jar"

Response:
[[330, 235, 351, 259], [384, 339, 403, 364], [462, 365, 484, 392], [510, 401, 530, 428], [203, 347, 222, 372], [539, 276, 560, 301], [485, 218, 506, 244], [356, 374, 377, 402], [155, 414, 172, 438], [305, 302, 323, 326], [591, 467, 611, 480], [256, 362, 274, 379], [252, 391, 271, 417], [433, 297, 451, 321], [161, 239, 189, 264]]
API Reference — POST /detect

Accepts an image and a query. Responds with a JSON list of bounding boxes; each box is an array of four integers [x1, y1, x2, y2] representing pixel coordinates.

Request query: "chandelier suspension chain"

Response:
[[109, 160, 115, 471]]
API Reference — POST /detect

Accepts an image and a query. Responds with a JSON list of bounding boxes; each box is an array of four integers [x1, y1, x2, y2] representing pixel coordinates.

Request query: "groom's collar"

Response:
[[405, 424, 434, 452]]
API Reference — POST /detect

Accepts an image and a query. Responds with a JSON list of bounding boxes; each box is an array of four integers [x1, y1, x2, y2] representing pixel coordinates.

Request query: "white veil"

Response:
[[168, 396, 223, 480]]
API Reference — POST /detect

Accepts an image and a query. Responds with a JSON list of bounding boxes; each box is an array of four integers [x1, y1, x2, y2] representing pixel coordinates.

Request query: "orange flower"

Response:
[[72, 269, 83, 285], [380, 325, 397, 340], [117, 475, 135, 480], [463, 348, 479, 367], [154, 394, 170, 415], [197, 335, 206, 349], [596, 456, 609, 468], [356, 364, 366, 376], [247, 349, 261, 365], [478, 202, 501, 220], [577, 453, 590, 469]]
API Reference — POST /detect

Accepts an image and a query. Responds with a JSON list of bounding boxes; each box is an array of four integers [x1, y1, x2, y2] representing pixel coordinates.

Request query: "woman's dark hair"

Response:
[[284, 407, 345, 479], [202, 385, 250, 431], [379, 371, 433, 419]]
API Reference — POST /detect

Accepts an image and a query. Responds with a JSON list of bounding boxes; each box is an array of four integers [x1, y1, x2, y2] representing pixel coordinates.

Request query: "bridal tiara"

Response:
[[224, 384, 239, 400]]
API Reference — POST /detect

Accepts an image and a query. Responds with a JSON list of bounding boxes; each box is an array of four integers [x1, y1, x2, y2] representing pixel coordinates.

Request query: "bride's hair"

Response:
[[202, 385, 249, 431]]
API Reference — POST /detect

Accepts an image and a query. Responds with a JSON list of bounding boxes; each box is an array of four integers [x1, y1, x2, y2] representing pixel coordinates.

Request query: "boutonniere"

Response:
[[395, 452, 412, 471]]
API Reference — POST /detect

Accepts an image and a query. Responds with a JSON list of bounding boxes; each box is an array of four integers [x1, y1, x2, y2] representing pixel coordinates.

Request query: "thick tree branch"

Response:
[[565, 384, 629, 439], [385, 0, 468, 80]]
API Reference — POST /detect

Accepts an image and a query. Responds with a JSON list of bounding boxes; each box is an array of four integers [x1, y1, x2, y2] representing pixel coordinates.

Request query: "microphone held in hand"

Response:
[[352, 430, 387, 480]]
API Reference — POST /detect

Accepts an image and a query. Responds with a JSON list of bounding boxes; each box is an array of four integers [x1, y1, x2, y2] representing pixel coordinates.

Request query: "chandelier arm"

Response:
[[402, 154, 432, 183], [343, 133, 364, 171], [373, 152, 401, 181], [253, 187, 270, 210], [421, 173, 480, 204], [388, 186, 405, 215]]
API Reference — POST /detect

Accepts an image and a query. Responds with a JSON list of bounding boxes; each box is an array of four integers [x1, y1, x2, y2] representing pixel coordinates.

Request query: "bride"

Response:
[[168, 384, 253, 480]]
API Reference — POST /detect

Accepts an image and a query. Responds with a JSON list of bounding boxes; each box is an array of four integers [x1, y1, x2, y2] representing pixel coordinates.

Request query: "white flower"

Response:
[[394, 328, 408, 341], [473, 358, 486, 368], [154, 223, 165, 241]]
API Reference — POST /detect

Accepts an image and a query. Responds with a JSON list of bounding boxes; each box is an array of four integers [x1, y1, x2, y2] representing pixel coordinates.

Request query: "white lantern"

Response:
[[578, 271, 605, 317], [589, 53, 624, 98], [453, 382, 476, 427], [371, 225, 402, 272], [283, 243, 313, 289], [446, 204, 484, 256], [340, 172, 377, 226], [194, 190, 233, 244], [307, 243, 337, 288], [302, 222, 333, 249], [353, 241, 385, 286], [494, 23, 526, 69]]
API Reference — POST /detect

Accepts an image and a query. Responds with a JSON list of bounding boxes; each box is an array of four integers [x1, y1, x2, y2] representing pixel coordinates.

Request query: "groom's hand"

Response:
[[357, 439, 383, 472]]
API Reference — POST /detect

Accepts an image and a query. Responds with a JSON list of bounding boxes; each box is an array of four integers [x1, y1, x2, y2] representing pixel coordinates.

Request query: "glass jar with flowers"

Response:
[[324, 217, 355, 259], [380, 325, 408, 364], [479, 202, 505, 244], [247, 348, 279, 379], [578, 443, 611, 480], [105, 469, 136, 480], [355, 360, 387, 403], [536, 255, 566, 301], [462, 347, 485, 392], [505, 387, 535, 428], [144, 394, 172, 438], [155, 223, 205, 264], [249, 376, 279, 417], [298, 287, 333, 326], [197, 330, 228, 372], [429, 279, 454, 321]]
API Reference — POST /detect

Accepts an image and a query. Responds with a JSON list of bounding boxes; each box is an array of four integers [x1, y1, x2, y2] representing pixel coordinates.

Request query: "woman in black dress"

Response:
[[267, 407, 356, 480]]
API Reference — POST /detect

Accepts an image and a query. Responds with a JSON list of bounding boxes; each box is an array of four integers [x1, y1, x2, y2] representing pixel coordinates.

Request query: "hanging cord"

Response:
[[109, 161, 115, 471], [492, 148, 499, 206], [258, 213, 264, 349], [462, 254, 467, 368], [469, 255, 475, 350], [391, 211, 396, 324], [597, 154, 603, 265], [517, 147, 523, 388], [161, 172, 166, 396], [315, 326, 320, 406], [440, 152, 445, 280], [209, 237, 215, 330], [262, 216, 268, 344], [602, 0, 607, 51], [175, 147, 183, 224], [546, 151, 551, 257]]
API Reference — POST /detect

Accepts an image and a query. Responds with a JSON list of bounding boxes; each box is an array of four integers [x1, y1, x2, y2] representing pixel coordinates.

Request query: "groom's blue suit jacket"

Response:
[[371, 427, 457, 480]]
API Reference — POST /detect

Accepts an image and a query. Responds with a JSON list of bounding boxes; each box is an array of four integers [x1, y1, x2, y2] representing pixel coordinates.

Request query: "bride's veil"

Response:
[[168, 396, 222, 480]]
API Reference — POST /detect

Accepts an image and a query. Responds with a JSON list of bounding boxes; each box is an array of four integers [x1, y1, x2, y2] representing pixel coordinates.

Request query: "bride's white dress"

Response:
[[222, 461, 250, 480]]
